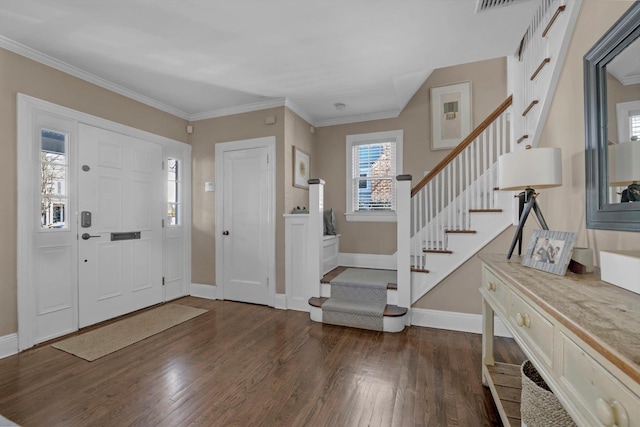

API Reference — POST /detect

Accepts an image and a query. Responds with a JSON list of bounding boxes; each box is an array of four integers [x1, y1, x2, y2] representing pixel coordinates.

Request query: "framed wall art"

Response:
[[430, 81, 472, 150], [293, 146, 310, 189], [522, 230, 577, 276]]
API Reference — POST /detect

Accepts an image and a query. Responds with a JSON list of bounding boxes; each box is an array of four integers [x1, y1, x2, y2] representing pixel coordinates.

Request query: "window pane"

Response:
[[168, 158, 178, 181], [167, 158, 180, 225], [631, 115, 640, 140], [168, 203, 179, 225], [41, 197, 67, 229], [167, 181, 178, 203], [41, 129, 68, 229], [355, 178, 393, 211], [357, 142, 393, 178]]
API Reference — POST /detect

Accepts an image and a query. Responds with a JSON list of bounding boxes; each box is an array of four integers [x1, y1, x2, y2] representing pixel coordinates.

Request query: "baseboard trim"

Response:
[[286, 297, 311, 313], [0, 333, 19, 360], [190, 283, 219, 300], [273, 294, 288, 310], [338, 253, 396, 270], [411, 308, 512, 338]]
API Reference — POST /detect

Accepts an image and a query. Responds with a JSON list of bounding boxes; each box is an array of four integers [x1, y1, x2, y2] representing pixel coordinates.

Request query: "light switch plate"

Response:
[[205, 182, 214, 192]]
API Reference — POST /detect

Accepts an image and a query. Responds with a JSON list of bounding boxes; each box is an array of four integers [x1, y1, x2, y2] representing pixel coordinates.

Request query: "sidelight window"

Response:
[[167, 158, 181, 225], [40, 129, 68, 229]]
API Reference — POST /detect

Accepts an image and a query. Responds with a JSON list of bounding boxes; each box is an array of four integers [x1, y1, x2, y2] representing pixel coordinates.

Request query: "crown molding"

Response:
[[283, 99, 317, 127], [620, 75, 640, 86], [315, 109, 402, 128], [0, 35, 191, 120], [187, 98, 288, 122]]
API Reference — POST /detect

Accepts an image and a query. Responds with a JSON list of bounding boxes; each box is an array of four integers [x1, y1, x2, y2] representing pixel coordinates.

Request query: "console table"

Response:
[[479, 254, 640, 427]]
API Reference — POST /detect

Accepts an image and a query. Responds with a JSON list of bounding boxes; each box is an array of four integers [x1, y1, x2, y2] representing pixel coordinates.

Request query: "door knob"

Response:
[[81, 233, 101, 240], [222, 230, 230, 236]]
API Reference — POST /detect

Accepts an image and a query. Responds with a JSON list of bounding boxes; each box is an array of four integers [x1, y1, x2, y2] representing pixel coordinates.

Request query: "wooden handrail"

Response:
[[541, 5, 566, 38], [411, 95, 513, 197]]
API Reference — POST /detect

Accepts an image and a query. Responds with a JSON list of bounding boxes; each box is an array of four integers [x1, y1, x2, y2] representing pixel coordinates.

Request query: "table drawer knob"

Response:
[[516, 313, 531, 328], [596, 398, 629, 427], [486, 282, 496, 291]]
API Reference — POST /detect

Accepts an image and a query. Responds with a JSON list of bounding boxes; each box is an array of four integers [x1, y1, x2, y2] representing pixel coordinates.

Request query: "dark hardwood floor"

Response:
[[0, 297, 525, 426]]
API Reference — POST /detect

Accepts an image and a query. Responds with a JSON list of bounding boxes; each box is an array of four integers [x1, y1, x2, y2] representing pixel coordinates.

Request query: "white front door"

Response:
[[77, 124, 163, 327], [217, 138, 274, 306]]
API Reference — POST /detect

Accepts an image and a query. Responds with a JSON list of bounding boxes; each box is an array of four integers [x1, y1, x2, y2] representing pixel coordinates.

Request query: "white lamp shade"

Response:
[[609, 141, 640, 186], [498, 147, 562, 190]]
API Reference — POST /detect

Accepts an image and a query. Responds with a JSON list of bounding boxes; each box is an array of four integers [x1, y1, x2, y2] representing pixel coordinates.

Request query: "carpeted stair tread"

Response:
[[321, 267, 397, 289]]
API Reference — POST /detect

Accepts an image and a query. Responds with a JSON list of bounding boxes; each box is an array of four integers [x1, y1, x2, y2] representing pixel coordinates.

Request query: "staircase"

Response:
[[308, 267, 407, 332], [401, 0, 582, 307], [304, 0, 581, 332]]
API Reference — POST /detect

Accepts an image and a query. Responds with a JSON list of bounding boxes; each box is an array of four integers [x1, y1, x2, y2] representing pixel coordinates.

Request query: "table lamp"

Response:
[[498, 146, 563, 259], [609, 140, 640, 202]]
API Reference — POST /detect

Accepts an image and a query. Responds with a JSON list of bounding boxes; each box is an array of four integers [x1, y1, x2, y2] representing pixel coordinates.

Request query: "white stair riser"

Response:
[[309, 305, 406, 333], [320, 282, 397, 304]]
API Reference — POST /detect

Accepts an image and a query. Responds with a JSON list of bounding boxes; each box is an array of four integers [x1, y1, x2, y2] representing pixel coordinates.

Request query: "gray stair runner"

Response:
[[322, 268, 395, 331]]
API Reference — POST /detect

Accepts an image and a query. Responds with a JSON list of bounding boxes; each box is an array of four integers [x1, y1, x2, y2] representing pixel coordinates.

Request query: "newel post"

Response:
[[308, 179, 325, 299], [396, 175, 412, 319]]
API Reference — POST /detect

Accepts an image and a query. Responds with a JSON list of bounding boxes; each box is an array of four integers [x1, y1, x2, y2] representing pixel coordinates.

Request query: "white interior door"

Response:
[[78, 124, 163, 327], [219, 141, 273, 305]]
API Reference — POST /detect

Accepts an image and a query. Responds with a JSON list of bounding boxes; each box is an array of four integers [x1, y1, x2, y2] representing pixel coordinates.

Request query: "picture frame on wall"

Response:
[[293, 146, 310, 189], [430, 81, 472, 150], [522, 230, 577, 276]]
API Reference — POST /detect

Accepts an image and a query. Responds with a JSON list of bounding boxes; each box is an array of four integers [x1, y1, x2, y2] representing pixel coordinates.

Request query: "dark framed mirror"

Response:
[[584, 1, 640, 231]]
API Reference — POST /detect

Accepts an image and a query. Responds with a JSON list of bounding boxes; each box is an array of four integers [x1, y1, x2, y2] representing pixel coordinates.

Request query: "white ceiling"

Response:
[[608, 36, 640, 86], [0, 0, 539, 126]]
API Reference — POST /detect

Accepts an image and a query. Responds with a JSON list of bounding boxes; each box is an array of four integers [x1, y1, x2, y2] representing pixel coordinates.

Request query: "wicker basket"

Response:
[[521, 360, 576, 427]]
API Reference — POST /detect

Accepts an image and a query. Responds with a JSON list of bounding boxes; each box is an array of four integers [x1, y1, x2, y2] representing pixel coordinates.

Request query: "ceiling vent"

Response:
[[475, 0, 527, 13]]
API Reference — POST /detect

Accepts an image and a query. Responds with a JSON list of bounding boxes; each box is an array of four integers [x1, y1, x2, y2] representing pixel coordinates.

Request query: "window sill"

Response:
[[344, 212, 397, 223]]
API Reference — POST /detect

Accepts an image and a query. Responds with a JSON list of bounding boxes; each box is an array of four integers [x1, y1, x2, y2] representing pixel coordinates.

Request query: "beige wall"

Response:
[[0, 48, 188, 336], [190, 107, 315, 295], [315, 57, 508, 254], [539, 0, 639, 260], [284, 108, 316, 211]]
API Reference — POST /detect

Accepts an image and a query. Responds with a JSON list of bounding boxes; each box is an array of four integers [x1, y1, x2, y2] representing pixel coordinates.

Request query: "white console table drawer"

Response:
[[483, 268, 509, 315], [559, 331, 640, 427], [509, 291, 554, 369]]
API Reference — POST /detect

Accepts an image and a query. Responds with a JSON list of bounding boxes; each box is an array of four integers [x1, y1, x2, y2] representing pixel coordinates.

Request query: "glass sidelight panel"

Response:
[[40, 129, 68, 229], [167, 159, 180, 225]]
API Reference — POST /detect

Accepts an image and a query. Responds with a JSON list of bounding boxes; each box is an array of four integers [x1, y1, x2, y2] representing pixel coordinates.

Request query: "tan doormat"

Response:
[[52, 304, 207, 361]]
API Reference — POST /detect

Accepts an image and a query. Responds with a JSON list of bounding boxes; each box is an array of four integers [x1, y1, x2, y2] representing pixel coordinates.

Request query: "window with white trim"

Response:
[[616, 101, 640, 143], [40, 129, 68, 229], [345, 130, 403, 222], [167, 158, 181, 225], [630, 112, 640, 141]]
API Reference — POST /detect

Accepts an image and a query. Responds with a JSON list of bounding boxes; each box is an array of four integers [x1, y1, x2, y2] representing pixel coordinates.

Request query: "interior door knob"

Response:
[[222, 230, 230, 236]]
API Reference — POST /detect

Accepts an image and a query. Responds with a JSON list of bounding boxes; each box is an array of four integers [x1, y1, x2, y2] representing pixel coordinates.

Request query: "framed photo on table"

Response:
[[522, 230, 576, 276], [430, 81, 472, 150], [293, 146, 310, 189]]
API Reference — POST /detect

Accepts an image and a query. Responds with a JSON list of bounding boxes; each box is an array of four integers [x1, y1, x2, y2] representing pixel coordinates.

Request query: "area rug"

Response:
[[52, 304, 207, 361]]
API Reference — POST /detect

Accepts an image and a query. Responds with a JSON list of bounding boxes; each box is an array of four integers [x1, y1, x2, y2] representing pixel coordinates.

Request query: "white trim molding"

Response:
[[0, 333, 19, 360], [273, 294, 288, 310], [411, 308, 512, 338], [338, 253, 397, 270], [190, 283, 220, 300]]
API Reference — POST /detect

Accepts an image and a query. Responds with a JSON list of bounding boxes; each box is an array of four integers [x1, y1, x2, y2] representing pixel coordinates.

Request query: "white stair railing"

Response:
[[409, 96, 512, 271], [512, 0, 582, 148]]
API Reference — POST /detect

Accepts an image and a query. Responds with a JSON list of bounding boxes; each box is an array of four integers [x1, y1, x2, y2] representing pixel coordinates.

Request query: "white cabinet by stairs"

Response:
[[480, 254, 640, 427]]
